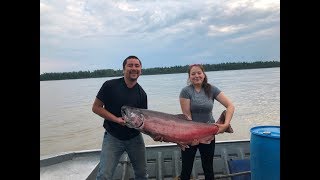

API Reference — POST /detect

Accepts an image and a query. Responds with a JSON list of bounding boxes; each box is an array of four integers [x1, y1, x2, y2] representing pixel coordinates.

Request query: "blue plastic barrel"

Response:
[[250, 126, 280, 180]]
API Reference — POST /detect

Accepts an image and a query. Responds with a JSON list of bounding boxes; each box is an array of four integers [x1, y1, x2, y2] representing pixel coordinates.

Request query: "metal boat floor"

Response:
[[40, 151, 100, 180]]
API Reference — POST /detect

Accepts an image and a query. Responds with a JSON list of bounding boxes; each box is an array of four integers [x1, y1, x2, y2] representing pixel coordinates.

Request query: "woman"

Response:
[[177, 64, 235, 180]]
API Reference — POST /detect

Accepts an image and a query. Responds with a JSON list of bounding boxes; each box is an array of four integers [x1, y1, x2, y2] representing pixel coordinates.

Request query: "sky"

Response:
[[40, 0, 280, 74]]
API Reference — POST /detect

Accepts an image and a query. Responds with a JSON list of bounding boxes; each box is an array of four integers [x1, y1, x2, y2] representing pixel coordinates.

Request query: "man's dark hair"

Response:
[[122, 56, 142, 69]]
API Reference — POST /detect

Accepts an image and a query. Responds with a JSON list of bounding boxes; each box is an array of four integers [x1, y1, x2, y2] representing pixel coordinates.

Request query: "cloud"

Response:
[[40, 0, 280, 73]]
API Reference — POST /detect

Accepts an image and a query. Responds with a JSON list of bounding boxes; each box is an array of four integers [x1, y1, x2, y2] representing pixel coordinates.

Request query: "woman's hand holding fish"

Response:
[[216, 123, 229, 134]]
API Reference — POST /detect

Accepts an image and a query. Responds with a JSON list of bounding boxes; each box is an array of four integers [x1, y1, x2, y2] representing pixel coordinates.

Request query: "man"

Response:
[[92, 56, 148, 180]]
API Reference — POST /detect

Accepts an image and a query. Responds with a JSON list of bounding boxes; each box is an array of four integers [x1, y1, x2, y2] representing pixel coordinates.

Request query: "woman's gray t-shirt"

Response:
[[179, 85, 221, 123]]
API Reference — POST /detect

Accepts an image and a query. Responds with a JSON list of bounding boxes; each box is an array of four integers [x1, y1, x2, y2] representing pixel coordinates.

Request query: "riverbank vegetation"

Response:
[[40, 60, 279, 81]]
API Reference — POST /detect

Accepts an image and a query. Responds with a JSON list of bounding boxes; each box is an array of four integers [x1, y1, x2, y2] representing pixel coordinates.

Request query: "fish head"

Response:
[[121, 106, 145, 129]]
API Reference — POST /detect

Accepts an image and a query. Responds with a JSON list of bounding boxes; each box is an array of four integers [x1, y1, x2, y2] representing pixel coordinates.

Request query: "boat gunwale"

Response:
[[40, 139, 250, 167]]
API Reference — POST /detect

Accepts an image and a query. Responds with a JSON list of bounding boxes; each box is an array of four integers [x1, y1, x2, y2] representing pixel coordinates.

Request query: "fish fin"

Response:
[[177, 143, 189, 151], [200, 140, 211, 144], [199, 136, 215, 144], [216, 110, 234, 133], [216, 110, 226, 123], [225, 125, 234, 133], [175, 114, 190, 121]]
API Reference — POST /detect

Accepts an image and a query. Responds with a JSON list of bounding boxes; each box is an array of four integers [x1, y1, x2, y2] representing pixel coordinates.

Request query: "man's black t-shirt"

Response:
[[96, 77, 147, 140]]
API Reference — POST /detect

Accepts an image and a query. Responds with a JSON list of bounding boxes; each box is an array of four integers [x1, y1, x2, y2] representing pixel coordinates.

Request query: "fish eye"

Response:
[[121, 109, 127, 115]]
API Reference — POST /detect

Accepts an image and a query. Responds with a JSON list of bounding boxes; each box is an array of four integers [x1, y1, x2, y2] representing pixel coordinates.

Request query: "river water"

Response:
[[40, 67, 280, 157]]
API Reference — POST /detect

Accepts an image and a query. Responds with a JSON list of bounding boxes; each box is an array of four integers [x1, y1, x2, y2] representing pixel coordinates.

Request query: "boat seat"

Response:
[[227, 159, 251, 180]]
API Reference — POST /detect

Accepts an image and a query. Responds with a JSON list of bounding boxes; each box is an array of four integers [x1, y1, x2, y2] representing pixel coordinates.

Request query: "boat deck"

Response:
[[40, 140, 251, 180], [40, 150, 100, 180]]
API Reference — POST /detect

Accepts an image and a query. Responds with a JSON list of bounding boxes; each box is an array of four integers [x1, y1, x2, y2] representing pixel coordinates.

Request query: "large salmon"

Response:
[[121, 106, 233, 145]]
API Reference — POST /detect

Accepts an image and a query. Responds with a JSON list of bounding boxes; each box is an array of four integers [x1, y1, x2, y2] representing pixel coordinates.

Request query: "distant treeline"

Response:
[[40, 60, 280, 81]]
